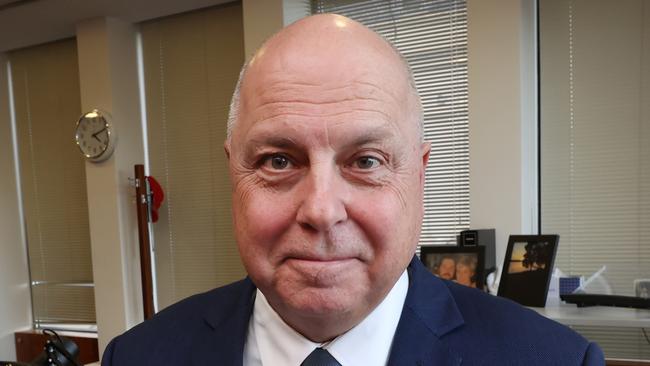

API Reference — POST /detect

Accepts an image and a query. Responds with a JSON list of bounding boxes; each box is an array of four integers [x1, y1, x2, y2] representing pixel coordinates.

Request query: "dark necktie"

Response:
[[301, 347, 342, 366]]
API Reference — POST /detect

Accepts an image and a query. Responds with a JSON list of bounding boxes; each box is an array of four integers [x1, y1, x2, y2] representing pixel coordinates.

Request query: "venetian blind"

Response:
[[140, 3, 246, 310], [540, 0, 650, 359], [9, 39, 96, 326], [312, 0, 470, 247]]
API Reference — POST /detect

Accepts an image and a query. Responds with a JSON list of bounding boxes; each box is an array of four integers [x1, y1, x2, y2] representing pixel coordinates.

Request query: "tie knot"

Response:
[[301, 347, 342, 366]]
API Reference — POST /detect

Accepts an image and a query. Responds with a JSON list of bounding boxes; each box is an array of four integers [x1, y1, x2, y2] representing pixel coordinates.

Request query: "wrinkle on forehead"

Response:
[[254, 78, 396, 106], [247, 110, 395, 131], [242, 116, 401, 159], [240, 66, 410, 132], [243, 82, 398, 127]]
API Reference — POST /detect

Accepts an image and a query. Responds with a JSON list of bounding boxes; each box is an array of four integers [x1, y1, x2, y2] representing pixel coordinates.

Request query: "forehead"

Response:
[[235, 52, 414, 147], [240, 83, 406, 150]]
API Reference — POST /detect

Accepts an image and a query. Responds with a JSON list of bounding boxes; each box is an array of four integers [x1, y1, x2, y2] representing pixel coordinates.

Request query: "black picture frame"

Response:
[[420, 245, 485, 290], [497, 234, 559, 307]]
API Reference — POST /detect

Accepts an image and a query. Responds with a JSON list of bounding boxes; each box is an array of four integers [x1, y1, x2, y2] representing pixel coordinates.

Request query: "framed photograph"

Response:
[[497, 235, 559, 307], [420, 245, 485, 289]]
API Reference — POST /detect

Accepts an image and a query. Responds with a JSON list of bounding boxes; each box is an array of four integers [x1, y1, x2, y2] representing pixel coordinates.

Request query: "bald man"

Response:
[[101, 15, 604, 366]]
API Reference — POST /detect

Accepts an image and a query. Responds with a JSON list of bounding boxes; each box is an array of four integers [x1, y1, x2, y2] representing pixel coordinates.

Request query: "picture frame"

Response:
[[420, 245, 485, 290], [497, 234, 559, 307]]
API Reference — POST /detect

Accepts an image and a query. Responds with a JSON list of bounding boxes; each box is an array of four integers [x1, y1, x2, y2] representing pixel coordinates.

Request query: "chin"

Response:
[[265, 279, 367, 319]]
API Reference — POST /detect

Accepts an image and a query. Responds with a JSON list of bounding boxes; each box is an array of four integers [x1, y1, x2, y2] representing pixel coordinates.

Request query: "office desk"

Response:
[[530, 304, 650, 328], [14, 330, 98, 365]]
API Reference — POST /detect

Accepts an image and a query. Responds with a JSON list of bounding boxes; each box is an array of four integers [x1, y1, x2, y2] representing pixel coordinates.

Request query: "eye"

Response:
[[262, 154, 293, 170], [354, 156, 381, 170]]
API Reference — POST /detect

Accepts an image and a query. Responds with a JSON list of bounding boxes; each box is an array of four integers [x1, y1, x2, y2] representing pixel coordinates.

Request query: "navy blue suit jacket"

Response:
[[102, 257, 604, 365]]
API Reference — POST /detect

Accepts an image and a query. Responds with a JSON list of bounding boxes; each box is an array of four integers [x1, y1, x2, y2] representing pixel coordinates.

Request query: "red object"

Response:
[[146, 176, 164, 222]]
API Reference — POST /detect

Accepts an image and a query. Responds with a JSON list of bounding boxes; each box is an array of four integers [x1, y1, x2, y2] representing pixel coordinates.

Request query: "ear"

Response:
[[418, 141, 431, 216], [420, 141, 431, 171], [224, 140, 231, 160]]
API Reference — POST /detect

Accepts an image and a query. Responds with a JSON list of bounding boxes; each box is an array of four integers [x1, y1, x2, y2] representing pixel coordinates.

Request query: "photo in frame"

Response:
[[497, 235, 559, 307], [420, 245, 485, 290]]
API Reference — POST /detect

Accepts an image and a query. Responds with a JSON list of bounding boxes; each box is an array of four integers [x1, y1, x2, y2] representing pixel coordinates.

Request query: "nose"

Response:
[[296, 161, 348, 232]]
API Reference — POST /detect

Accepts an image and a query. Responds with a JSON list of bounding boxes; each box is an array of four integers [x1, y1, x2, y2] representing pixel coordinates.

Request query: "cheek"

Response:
[[234, 185, 296, 247], [233, 186, 298, 284], [349, 184, 421, 258]]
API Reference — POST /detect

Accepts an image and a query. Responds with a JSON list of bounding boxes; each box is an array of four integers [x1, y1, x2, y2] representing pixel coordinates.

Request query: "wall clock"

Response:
[[74, 109, 116, 162]]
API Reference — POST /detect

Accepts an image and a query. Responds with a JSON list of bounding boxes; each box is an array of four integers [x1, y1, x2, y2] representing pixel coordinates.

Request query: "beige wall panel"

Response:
[[141, 3, 246, 310]]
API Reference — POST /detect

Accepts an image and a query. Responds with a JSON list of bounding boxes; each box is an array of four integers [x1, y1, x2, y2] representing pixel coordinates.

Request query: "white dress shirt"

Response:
[[243, 270, 409, 366]]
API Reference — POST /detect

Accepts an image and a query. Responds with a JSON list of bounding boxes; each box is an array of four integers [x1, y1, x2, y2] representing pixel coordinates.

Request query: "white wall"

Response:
[[76, 18, 147, 354], [0, 54, 31, 361], [468, 0, 537, 270]]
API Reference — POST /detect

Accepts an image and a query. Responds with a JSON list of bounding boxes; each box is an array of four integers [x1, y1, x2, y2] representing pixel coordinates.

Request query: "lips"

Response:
[[284, 256, 359, 270], [279, 245, 361, 263], [286, 255, 356, 263], [283, 256, 359, 271]]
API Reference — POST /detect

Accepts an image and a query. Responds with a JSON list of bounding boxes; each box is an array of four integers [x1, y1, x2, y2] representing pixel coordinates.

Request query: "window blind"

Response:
[[312, 0, 470, 247], [540, 0, 650, 359], [140, 3, 247, 310], [9, 39, 96, 326]]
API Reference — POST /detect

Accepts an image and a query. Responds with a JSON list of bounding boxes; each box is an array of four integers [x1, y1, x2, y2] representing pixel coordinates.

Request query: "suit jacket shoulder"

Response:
[[102, 278, 255, 366], [388, 258, 605, 366]]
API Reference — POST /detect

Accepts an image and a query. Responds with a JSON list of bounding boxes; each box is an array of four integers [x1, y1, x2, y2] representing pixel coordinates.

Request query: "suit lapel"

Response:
[[387, 257, 465, 366], [191, 278, 256, 365]]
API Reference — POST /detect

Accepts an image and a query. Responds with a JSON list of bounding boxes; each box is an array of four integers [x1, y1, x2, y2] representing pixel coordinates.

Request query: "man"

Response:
[[102, 14, 605, 365], [437, 256, 457, 280]]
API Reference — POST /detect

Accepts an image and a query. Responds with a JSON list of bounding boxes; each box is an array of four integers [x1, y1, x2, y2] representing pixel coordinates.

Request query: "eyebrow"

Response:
[[244, 136, 300, 157], [243, 122, 398, 155], [340, 128, 396, 149]]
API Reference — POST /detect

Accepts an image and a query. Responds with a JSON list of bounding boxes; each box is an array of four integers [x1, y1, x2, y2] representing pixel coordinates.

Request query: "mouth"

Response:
[[283, 255, 360, 272], [270, 250, 367, 291], [284, 255, 357, 264], [281, 256, 359, 286]]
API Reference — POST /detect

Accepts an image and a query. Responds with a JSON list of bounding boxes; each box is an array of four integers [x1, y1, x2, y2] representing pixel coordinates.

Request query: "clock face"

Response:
[[74, 110, 114, 162]]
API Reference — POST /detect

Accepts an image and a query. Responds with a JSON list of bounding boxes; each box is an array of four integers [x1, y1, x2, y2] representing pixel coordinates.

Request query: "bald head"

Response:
[[226, 14, 422, 142]]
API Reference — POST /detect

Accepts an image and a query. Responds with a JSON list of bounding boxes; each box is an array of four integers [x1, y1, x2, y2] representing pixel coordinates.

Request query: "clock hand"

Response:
[[92, 128, 107, 142]]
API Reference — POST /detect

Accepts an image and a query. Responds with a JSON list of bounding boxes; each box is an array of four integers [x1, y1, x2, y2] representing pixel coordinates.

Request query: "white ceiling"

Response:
[[0, 0, 232, 52]]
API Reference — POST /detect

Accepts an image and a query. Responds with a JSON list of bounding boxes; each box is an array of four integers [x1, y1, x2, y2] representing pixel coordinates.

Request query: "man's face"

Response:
[[438, 258, 456, 280], [227, 17, 429, 339]]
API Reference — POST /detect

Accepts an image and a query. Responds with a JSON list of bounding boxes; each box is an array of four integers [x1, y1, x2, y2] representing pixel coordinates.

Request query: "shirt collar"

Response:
[[251, 270, 409, 366]]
